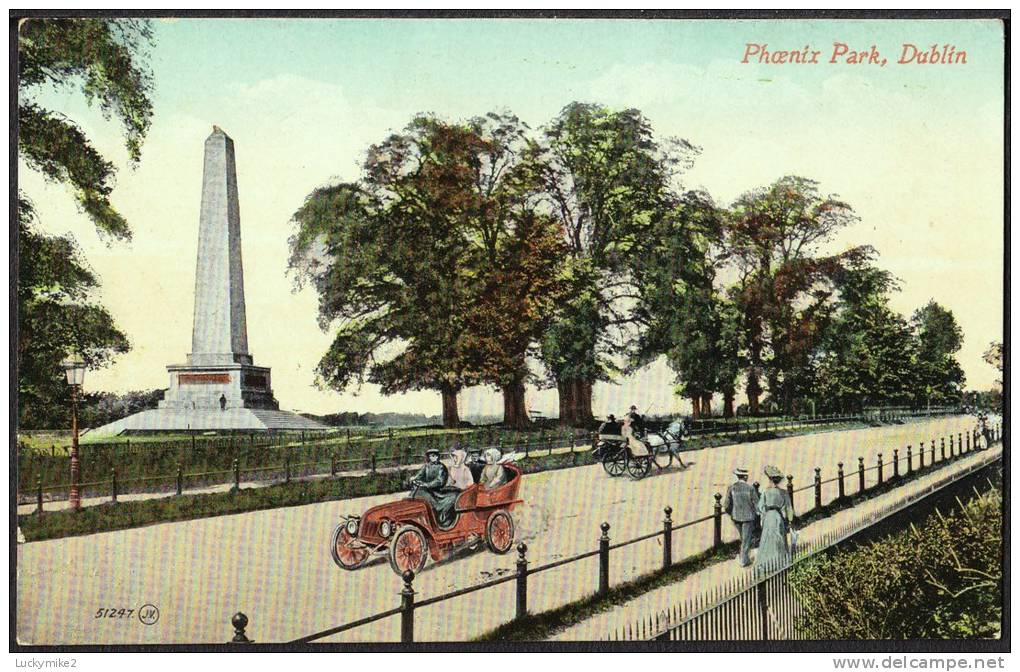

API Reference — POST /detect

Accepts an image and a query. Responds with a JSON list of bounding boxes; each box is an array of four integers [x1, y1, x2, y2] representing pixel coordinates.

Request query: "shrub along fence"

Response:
[[19, 407, 963, 506], [223, 421, 1000, 644]]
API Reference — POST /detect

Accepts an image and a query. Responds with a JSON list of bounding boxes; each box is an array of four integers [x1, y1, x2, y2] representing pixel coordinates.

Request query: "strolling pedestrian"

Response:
[[723, 467, 758, 567], [754, 465, 794, 574]]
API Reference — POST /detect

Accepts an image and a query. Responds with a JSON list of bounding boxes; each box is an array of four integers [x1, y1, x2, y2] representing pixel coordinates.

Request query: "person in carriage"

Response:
[[626, 405, 646, 436], [409, 448, 461, 528]]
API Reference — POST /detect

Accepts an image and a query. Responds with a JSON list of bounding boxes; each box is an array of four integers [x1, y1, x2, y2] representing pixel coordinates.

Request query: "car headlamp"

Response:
[[380, 520, 392, 538], [346, 518, 359, 535]]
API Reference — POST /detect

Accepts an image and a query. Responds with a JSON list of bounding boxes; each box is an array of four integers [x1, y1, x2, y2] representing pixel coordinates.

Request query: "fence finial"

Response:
[[231, 612, 252, 643]]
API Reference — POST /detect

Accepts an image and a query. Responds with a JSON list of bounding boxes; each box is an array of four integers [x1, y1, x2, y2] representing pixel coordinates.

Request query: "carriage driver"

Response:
[[627, 405, 646, 436]]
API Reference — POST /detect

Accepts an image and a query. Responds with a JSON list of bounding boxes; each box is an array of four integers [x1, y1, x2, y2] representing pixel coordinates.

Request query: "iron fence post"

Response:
[[876, 454, 883, 486], [233, 458, 240, 492], [907, 446, 913, 475], [371, 453, 377, 476], [230, 613, 252, 643], [663, 506, 673, 569], [919, 442, 925, 469], [942, 437, 947, 461], [967, 431, 972, 453], [837, 463, 845, 500], [36, 474, 43, 515], [599, 522, 611, 595], [176, 462, 183, 496], [401, 570, 416, 643], [930, 438, 936, 464], [893, 449, 900, 479], [516, 543, 528, 620], [713, 493, 723, 549], [111, 468, 118, 503], [958, 432, 963, 455], [814, 468, 822, 510], [857, 457, 865, 493], [330, 453, 337, 477]]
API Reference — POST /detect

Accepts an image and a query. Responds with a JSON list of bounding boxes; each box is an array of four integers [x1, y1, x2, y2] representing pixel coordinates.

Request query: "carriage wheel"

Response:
[[485, 511, 515, 554], [602, 448, 627, 477], [627, 455, 652, 480], [330, 523, 369, 570], [651, 445, 673, 470], [388, 526, 429, 575]]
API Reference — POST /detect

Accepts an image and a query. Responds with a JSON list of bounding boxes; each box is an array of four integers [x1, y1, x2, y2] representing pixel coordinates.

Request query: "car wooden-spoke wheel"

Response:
[[389, 526, 428, 575], [330, 524, 369, 570], [485, 511, 515, 554], [627, 455, 652, 480]]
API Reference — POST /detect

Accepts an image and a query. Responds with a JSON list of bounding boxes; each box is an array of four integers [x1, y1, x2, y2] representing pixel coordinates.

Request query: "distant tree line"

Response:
[[289, 105, 971, 428]]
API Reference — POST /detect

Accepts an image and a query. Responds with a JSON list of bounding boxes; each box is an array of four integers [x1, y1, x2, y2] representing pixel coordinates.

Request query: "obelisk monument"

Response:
[[91, 127, 325, 434], [190, 126, 251, 366], [160, 125, 277, 412]]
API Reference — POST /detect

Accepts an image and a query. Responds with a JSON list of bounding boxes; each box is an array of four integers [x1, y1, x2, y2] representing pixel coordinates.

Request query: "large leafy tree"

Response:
[[17, 19, 154, 428], [289, 114, 568, 428], [813, 258, 917, 411], [629, 191, 724, 418], [727, 176, 866, 414], [912, 301, 966, 406], [529, 102, 697, 425], [448, 113, 570, 428]]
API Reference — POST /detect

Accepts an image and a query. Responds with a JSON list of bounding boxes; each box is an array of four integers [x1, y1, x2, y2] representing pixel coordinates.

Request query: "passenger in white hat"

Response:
[[723, 467, 757, 567]]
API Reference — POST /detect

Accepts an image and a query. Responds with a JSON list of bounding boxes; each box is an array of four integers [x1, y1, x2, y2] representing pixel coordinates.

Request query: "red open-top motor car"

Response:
[[331, 462, 523, 575]]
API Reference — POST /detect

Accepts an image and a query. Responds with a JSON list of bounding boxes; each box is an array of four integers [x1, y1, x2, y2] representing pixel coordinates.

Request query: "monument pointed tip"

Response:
[[212, 124, 223, 134]]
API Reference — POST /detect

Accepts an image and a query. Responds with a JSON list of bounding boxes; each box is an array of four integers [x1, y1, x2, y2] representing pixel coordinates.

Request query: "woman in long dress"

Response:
[[754, 465, 793, 574]]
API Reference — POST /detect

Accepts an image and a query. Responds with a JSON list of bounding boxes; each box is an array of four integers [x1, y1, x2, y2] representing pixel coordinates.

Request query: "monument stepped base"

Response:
[[87, 407, 328, 436]]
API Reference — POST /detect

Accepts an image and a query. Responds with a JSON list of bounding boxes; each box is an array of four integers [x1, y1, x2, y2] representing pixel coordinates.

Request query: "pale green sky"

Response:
[[20, 18, 1005, 417]]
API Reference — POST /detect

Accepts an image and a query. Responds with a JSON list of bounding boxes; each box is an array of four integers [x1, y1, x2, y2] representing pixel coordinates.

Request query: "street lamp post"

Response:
[[62, 356, 86, 511]]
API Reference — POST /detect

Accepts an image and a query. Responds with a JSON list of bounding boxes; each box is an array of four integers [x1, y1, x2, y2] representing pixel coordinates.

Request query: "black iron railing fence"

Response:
[[223, 421, 1000, 644], [617, 441, 1003, 641], [18, 407, 964, 506]]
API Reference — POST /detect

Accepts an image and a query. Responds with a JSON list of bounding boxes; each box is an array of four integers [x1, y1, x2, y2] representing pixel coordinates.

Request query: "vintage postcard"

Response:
[[11, 11, 1007, 654]]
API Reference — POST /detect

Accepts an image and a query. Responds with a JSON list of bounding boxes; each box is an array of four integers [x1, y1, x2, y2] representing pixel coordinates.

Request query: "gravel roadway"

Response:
[[15, 415, 985, 644]]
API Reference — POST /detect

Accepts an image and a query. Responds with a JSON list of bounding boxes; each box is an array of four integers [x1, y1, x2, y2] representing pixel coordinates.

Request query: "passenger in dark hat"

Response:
[[723, 467, 758, 567]]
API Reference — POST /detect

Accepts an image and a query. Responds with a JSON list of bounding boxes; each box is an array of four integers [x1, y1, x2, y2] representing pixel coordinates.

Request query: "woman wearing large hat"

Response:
[[754, 465, 794, 574]]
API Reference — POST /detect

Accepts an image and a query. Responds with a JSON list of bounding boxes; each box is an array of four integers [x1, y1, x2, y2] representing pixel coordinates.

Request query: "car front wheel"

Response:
[[389, 525, 429, 575]]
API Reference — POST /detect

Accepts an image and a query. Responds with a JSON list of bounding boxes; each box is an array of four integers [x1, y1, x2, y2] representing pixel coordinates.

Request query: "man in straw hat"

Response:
[[723, 467, 758, 567]]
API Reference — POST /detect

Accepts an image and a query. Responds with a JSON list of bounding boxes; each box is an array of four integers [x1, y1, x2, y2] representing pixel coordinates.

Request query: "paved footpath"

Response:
[[15, 415, 989, 644], [552, 440, 1002, 641]]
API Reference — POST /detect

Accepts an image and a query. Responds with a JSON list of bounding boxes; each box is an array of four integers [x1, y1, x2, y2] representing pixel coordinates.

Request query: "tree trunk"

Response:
[[690, 394, 701, 419], [575, 379, 595, 426], [502, 378, 531, 429], [440, 385, 460, 429], [557, 379, 575, 426], [746, 369, 760, 415], [700, 393, 713, 418], [723, 390, 735, 418], [558, 377, 593, 427]]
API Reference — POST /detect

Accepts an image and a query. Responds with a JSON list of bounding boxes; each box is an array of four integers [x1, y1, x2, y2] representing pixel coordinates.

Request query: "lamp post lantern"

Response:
[[62, 356, 86, 511]]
